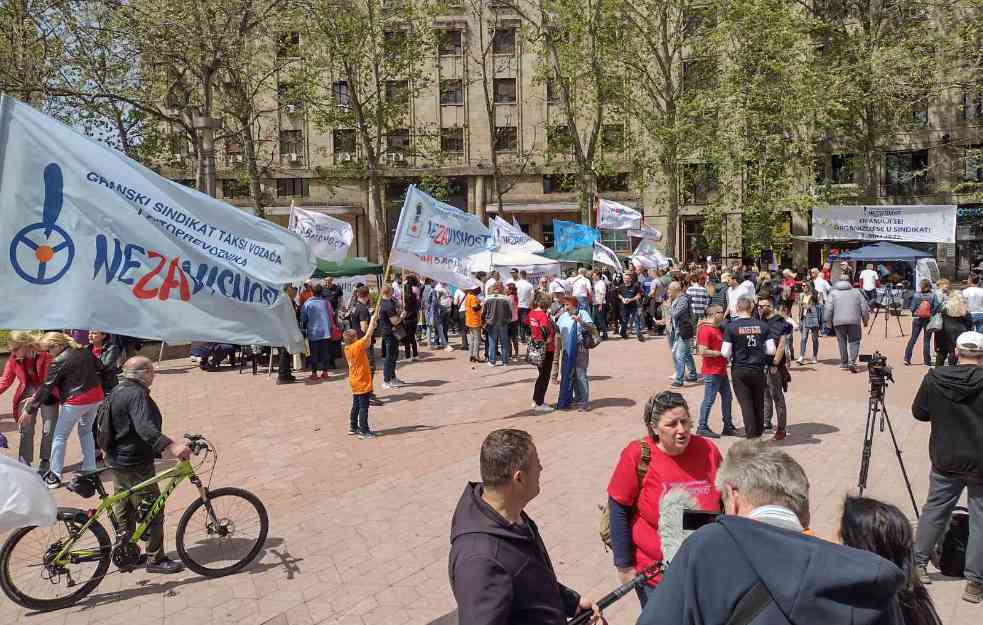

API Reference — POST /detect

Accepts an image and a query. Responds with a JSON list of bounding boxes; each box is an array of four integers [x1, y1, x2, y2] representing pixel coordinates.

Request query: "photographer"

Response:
[[912, 331, 983, 604], [637, 440, 905, 625]]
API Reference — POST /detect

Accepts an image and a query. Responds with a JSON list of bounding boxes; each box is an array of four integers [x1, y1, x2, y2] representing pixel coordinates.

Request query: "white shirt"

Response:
[[515, 279, 535, 308], [964, 286, 983, 313], [726, 280, 756, 317], [859, 269, 879, 291], [484, 277, 498, 295], [813, 277, 831, 301], [391, 281, 402, 301], [454, 289, 467, 311], [549, 277, 570, 294], [593, 279, 607, 305], [571, 275, 592, 298], [436, 284, 452, 308]]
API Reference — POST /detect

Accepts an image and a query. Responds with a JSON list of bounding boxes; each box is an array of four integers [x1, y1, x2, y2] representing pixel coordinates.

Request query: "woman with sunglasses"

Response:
[[606, 391, 723, 608], [22, 332, 104, 489]]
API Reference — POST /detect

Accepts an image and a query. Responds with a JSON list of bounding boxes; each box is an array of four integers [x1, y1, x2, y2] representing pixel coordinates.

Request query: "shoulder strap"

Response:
[[636, 439, 651, 483], [725, 582, 773, 625]]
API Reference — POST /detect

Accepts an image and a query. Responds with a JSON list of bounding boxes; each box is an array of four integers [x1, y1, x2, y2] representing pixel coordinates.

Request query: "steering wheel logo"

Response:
[[9, 163, 75, 285]]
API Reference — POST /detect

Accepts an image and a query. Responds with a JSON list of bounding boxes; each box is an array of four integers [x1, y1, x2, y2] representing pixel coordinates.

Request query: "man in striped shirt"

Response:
[[686, 272, 711, 326]]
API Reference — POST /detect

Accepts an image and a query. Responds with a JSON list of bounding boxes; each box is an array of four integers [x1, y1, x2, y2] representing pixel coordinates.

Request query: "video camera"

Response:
[[859, 351, 893, 395]]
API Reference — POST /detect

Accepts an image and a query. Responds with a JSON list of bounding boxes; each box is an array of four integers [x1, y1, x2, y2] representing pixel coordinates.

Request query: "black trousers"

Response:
[[731, 367, 766, 438], [533, 350, 555, 406], [402, 318, 418, 358], [277, 347, 292, 380]]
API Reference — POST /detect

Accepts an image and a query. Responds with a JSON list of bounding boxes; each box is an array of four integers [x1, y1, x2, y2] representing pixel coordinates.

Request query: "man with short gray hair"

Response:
[[715, 440, 810, 530]]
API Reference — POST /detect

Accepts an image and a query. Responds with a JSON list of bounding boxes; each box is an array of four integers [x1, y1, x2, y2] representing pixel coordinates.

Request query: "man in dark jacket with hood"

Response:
[[912, 330, 983, 603], [449, 429, 600, 625], [638, 440, 904, 625]]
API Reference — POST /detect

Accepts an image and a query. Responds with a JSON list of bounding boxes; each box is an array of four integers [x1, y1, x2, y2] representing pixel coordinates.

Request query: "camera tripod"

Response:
[[865, 303, 906, 338], [857, 384, 920, 519]]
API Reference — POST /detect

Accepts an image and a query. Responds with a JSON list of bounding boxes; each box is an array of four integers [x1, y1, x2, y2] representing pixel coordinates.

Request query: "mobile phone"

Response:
[[682, 509, 721, 531]]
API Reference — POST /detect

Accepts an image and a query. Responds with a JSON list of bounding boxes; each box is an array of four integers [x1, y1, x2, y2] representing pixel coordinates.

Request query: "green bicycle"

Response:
[[0, 433, 268, 612]]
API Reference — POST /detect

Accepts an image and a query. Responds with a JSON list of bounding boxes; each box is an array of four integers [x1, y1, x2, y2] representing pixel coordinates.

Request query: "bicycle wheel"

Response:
[[175, 487, 268, 578], [0, 508, 111, 612]]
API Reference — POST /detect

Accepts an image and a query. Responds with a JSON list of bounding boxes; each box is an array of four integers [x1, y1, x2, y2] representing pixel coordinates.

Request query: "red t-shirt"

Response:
[[696, 324, 727, 376], [66, 384, 104, 406], [527, 309, 556, 352], [607, 436, 723, 585]]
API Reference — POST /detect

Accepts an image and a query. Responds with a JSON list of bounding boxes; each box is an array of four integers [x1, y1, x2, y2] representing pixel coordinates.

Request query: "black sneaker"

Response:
[[43, 472, 61, 490], [764, 423, 774, 431], [146, 557, 184, 574], [696, 427, 720, 438], [368, 396, 384, 407], [347, 429, 357, 436], [721, 426, 741, 437], [357, 431, 378, 440]]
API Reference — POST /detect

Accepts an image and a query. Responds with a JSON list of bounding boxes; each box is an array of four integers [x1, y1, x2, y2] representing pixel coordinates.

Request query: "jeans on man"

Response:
[[763, 366, 787, 432], [572, 367, 589, 407], [914, 470, 983, 585], [488, 324, 511, 365], [905, 318, 933, 365], [112, 462, 165, 562], [621, 307, 641, 337], [816, 304, 827, 334], [467, 327, 482, 361], [698, 374, 734, 431], [594, 304, 608, 338], [576, 296, 591, 316], [18, 400, 57, 471], [834, 324, 862, 366], [973, 311, 983, 334], [49, 401, 99, 478], [381, 335, 399, 382], [671, 332, 698, 384], [349, 393, 371, 433]]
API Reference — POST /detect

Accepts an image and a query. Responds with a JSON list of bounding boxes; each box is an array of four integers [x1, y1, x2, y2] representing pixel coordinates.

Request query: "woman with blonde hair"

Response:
[[22, 331, 104, 488], [936, 292, 973, 366], [0, 331, 58, 472]]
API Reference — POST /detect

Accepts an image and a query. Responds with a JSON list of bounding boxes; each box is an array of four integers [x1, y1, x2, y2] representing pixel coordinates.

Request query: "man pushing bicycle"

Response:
[[105, 356, 191, 574]]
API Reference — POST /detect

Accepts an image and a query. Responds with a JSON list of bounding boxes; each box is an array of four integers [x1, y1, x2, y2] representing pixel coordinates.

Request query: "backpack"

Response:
[[94, 389, 116, 452], [676, 299, 695, 340], [915, 297, 933, 320], [599, 439, 650, 550], [937, 506, 970, 577], [581, 324, 599, 350]]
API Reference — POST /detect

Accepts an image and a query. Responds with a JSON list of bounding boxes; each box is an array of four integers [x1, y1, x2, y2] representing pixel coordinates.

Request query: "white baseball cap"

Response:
[[957, 331, 983, 355]]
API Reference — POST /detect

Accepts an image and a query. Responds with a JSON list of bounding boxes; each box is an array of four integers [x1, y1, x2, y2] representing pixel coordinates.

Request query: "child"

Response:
[[343, 302, 382, 439]]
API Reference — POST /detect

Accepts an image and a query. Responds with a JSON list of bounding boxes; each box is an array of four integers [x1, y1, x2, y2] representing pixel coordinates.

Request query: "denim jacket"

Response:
[[300, 297, 335, 341]]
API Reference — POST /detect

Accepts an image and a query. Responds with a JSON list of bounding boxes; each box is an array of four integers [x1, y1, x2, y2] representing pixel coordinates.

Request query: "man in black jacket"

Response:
[[912, 330, 983, 603], [106, 356, 191, 574], [449, 429, 600, 624]]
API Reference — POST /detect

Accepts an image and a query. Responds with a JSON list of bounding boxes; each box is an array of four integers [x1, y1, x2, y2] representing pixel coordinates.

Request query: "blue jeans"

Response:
[[49, 401, 99, 478], [799, 327, 819, 359], [381, 335, 398, 381], [905, 318, 932, 364], [698, 374, 734, 430], [573, 367, 589, 406], [972, 312, 983, 333], [621, 307, 641, 336], [816, 304, 827, 334], [576, 296, 591, 315], [434, 313, 448, 347], [350, 393, 371, 433], [671, 332, 698, 383], [488, 324, 510, 364]]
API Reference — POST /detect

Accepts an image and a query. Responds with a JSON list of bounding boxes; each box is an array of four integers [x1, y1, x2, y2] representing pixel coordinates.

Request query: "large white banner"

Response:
[[288, 204, 353, 262], [812, 205, 957, 244], [393, 185, 494, 257], [597, 198, 642, 230], [335, 274, 378, 307], [592, 241, 623, 273], [491, 215, 544, 253], [631, 238, 670, 270], [389, 248, 480, 290], [0, 96, 314, 352]]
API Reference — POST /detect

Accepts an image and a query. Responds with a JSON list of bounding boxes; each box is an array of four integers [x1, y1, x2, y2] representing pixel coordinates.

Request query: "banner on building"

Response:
[[812, 205, 957, 244], [491, 215, 544, 253], [631, 238, 670, 270], [0, 96, 314, 352], [392, 185, 494, 258], [288, 203, 353, 263], [553, 219, 599, 253], [592, 241, 623, 273], [597, 198, 642, 230], [389, 248, 481, 290]]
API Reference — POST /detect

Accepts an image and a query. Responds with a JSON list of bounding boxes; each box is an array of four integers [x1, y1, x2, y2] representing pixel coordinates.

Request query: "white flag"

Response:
[[631, 238, 669, 270], [288, 204, 353, 263], [628, 222, 663, 241], [393, 185, 493, 257], [592, 241, 622, 273], [389, 248, 480, 290], [0, 96, 314, 352], [597, 198, 642, 230], [491, 215, 544, 253]]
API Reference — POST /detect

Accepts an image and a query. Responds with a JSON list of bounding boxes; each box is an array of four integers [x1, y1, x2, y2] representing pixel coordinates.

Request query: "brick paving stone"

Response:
[[0, 331, 980, 623]]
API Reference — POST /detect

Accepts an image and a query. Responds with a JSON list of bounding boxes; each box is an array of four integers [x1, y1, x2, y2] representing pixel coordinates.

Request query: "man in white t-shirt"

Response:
[[965, 273, 983, 333], [484, 271, 499, 296], [504, 268, 519, 286], [514, 270, 536, 342], [859, 263, 880, 303], [570, 267, 593, 314], [811, 267, 832, 335], [592, 270, 609, 339]]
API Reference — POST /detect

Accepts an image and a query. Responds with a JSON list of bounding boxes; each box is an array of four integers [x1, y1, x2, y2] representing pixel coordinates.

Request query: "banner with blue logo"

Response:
[[553, 219, 599, 253], [491, 216, 544, 253], [392, 185, 494, 258], [0, 96, 315, 352]]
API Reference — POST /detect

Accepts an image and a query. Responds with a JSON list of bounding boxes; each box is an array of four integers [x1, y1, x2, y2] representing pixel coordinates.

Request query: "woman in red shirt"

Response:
[[0, 331, 57, 471], [606, 391, 723, 608], [527, 295, 558, 412], [23, 332, 104, 488]]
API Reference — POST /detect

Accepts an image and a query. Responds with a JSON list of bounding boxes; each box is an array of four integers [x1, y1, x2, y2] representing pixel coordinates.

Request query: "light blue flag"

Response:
[[553, 219, 599, 253], [392, 185, 494, 258]]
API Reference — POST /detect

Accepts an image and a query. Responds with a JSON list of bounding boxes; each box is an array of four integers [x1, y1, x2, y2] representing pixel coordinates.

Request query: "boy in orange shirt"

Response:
[[343, 301, 382, 439], [464, 287, 483, 363]]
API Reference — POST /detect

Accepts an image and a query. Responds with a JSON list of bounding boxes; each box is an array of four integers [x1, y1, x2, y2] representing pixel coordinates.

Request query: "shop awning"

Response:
[[827, 242, 933, 262]]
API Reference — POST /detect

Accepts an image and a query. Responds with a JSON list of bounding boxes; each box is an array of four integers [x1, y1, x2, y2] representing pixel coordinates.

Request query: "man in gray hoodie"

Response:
[[824, 273, 869, 371]]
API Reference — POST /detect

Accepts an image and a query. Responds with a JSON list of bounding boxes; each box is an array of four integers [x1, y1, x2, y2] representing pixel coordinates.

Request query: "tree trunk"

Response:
[[662, 158, 679, 259], [240, 118, 264, 218], [580, 170, 596, 226], [367, 171, 387, 265]]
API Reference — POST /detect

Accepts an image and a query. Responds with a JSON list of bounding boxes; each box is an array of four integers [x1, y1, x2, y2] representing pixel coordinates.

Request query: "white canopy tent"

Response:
[[469, 249, 562, 282]]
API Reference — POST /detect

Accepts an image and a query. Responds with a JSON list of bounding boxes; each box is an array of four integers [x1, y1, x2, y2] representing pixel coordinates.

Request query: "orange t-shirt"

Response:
[[344, 336, 372, 395], [465, 293, 482, 328]]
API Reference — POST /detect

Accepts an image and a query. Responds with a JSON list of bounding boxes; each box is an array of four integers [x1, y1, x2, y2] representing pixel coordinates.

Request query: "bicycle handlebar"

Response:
[[183, 433, 209, 455]]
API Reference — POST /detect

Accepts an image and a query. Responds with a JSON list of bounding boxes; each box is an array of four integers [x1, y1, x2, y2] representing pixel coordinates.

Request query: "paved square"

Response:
[[1, 326, 978, 625]]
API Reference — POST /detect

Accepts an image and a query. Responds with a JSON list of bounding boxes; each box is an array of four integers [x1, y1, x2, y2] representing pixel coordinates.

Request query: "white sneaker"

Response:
[[534, 404, 553, 413], [409, 356, 417, 362], [444, 346, 454, 352], [391, 378, 407, 387], [795, 358, 804, 365], [811, 358, 818, 364], [487, 361, 496, 368]]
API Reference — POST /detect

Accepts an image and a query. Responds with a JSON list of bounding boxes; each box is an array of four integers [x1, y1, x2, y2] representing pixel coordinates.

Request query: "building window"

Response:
[[334, 129, 356, 154], [495, 126, 517, 152], [279, 130, 303, 158], [681, 162, 717, 204], [333, 81, 350, 107], [542, 222, 555, 248], [964, 145, 983, 182], [600, 229, 631, 253], [387, 128, 411, 153], [831, 153, 854, 184], [492, 28, 516, 55], [386, 80, 409, 105], [884, 150, 931, 195], [277, 31, 300, 58], [278, 82, 303, 111], [598, 172, 629, 192], [438, 29, 463, 56], [961, 92, 982, 122], [441, 127, 464, 153], [602, 124, 625, 151], [276, 178, 309, 198], [225, 141, 243, 166], [543, 174, 576, 194], [548, 125, 575, 153], [912, 105, 928, 127], [493, 78, 516, 104], [222, 178, 249, 199], [440, 79, 464, 105], [383, 30, 408, 58], [546, 78, 562, 104]]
